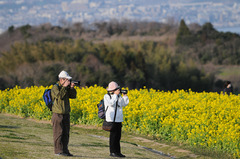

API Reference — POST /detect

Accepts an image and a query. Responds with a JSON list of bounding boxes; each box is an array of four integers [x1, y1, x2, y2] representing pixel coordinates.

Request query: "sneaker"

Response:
[[66, 152, 73, 156], [110, 153, 126, 158], [55, 153, 68, 156], [117, 153, 126, 157], [110, 153, 120, 157]]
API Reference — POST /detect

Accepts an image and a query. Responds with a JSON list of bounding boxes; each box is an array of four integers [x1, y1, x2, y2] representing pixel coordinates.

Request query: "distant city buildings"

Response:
[[0, 0, 239, 33]]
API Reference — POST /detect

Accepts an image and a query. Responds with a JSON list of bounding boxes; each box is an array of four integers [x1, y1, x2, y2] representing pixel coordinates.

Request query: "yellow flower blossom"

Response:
[[0, 86, 240, 157]]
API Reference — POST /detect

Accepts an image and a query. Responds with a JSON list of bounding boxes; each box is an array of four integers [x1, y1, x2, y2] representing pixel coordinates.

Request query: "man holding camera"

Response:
[[104, 81, 129, 157], [51, 70, 77, 156]]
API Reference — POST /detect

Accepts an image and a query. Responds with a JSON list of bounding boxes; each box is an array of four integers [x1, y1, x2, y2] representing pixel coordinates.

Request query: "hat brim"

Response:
[[59, 76, 72, 80], [107, 86, 120, 91]]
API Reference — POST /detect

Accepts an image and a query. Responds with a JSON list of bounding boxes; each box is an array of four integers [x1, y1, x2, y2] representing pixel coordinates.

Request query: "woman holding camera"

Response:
[[104, 81, 129, 157]]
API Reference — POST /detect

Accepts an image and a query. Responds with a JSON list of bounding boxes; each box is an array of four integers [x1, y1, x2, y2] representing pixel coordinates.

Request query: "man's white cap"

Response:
[[58, 70, 72, 80]]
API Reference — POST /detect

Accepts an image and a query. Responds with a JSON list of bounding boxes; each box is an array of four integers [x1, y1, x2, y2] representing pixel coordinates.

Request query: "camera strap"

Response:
[[113, 98, 118, 122]]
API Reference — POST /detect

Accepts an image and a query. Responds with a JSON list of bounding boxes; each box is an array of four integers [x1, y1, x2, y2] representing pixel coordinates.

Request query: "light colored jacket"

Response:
[[104, 93, 129, 122]]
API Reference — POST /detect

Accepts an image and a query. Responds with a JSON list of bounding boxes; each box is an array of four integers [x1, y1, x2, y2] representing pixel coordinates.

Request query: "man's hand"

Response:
[[70, 82, 75, 88], [62, 79, 70, 87]]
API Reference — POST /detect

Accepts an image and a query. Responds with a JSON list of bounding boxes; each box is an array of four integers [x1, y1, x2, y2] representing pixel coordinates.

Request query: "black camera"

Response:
[[71, 80, 81, 86], [120, 89, 128, 94]]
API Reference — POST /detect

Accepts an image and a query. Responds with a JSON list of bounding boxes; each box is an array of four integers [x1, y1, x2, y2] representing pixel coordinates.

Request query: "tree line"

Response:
[[176, 19, 240, 65], [1, 19, 240, 92], [0, 39, 214, 91]]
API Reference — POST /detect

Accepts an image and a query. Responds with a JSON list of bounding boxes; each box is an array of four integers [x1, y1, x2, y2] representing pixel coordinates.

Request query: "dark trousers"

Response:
[[52, 113, 70, 154], [110, 122, 122, 154]]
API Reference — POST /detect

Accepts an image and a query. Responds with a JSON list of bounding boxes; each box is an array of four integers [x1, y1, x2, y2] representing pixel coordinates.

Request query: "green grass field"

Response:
[[0, 113, 221, 159]]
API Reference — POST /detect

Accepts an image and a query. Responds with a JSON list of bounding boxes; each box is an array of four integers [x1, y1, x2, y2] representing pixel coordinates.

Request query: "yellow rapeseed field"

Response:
[[0, 85, 240, 157]]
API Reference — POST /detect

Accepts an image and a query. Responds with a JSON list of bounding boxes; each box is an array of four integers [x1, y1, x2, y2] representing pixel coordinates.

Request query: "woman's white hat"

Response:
[[107, 81, 120, 91], [58, 70, 72, 80]]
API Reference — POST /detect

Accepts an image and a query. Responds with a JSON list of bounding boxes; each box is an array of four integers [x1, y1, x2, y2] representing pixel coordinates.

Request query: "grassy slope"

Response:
[[0, 113, 217, 159], [203, 64, 240, 93]]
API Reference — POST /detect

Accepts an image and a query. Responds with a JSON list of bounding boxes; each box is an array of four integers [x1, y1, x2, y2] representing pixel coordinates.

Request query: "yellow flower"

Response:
[[1, 85, 240, 157]]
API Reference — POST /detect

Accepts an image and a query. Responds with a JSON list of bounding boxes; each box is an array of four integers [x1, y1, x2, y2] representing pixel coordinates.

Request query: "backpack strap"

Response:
[[105, 93, 112, 113], [108, 93, 111, 99], [52, 83, 60, 104], [55, 83, 60, 89]]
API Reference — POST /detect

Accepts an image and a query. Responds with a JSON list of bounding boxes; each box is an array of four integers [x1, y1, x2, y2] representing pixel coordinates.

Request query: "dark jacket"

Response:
[[223, 87, 233, 95], [51, 82, 77, 114]]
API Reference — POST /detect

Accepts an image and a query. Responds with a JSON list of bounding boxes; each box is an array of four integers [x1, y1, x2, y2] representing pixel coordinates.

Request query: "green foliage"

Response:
[[176, 19, 195, 45], [6, 18, 240, 92], [41, 36, 73, 43], [39, 64, 64, 86], [8, 25, 14, 33], [112, 51, 127, 74], [176, 21, 240, 65], [0, 40, 212, 91], [2, 20, 240, 92], [20, 24, 32, 38], [64, 52, 83, 64], [0, 39, 214, 91]]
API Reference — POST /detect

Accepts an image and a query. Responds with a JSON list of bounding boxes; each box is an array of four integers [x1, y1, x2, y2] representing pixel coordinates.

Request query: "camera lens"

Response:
[[121, 89, 128, 94], [71, 80, 80, 85]]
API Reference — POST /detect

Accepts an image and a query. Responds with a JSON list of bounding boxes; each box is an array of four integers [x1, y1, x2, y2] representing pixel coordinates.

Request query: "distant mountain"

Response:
[[0, 0, 240, 34]]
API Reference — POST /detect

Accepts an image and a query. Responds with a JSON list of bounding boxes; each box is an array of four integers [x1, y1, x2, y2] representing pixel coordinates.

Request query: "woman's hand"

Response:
[[114, 89, 120, 95]]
